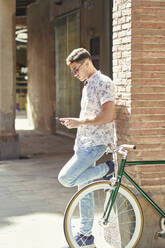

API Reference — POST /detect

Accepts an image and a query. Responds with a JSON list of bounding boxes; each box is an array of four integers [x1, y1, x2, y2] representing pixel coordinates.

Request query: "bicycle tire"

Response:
[[64, 181, 143, 248]]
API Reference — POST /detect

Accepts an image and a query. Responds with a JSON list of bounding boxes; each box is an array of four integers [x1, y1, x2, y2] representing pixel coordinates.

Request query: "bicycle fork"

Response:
[[102, 184, 120, 225], [102, 158, 125, 225]]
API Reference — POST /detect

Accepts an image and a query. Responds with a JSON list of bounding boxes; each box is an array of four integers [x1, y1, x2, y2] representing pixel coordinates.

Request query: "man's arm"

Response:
[[60, 101, 115, 129], [83, 101, 115, 125]]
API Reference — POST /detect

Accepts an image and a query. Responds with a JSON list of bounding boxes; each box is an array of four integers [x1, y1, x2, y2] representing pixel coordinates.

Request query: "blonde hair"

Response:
[[66, 48, 91, 65]]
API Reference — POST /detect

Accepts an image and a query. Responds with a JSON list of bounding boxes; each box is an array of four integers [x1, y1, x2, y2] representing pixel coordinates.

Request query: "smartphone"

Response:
[[56, 117, 65, 124]]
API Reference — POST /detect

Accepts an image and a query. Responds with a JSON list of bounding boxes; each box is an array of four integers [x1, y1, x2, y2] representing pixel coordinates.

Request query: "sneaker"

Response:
[[63, 233, 96, 248], [103, 161, 114, 180]]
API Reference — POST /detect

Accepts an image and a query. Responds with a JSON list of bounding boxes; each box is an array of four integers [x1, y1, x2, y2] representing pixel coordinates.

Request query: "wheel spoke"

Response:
[[64, 182, 143, 248]]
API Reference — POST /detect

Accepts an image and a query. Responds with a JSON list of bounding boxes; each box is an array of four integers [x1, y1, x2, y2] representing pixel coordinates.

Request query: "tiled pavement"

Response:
[[0, 131, 76, 248]]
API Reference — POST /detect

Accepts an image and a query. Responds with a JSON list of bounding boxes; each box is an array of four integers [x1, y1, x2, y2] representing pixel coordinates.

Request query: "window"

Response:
[[90, 37, 100, 70]]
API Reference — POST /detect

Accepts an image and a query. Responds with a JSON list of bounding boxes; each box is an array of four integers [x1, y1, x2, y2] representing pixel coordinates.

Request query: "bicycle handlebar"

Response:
[[106, 144, 136, 156], [121, 144, 136, 150]]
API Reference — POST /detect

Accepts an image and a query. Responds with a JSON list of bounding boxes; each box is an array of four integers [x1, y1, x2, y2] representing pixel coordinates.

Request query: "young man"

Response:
[[58, 48, 115, 248]]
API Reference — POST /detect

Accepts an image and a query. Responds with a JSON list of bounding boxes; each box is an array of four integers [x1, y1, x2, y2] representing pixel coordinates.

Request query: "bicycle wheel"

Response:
[[64, 181, 143, 248]]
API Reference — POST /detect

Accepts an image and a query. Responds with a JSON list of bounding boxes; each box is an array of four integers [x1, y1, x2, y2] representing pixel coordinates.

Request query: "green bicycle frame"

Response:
[[104, 159, 165, 223]]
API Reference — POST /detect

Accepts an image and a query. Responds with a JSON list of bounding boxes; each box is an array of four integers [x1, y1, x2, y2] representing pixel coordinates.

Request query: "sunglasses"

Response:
[[70, 62, 84, 76]]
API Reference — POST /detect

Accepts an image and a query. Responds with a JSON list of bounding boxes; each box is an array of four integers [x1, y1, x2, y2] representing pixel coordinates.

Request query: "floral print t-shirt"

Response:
[[74, 70, 115, 151]]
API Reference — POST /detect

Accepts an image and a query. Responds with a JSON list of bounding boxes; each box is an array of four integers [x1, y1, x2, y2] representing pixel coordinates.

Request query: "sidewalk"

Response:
[[0, 130, 76, 248]]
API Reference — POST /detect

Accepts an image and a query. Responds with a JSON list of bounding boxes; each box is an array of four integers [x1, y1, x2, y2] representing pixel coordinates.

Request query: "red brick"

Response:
[[132, 8, 165, 16], [132, 44, 165, 52], [132, 143, 165, 151], [129, 128, 165, 136], [132, 1, 165, 8], [132, 65, 165, 72], [141, 179, 165, 186], [127, 135, 165, 144], [133, 22, 165, 29], [128, 150, 165, 161], [132, 108, 165, 115], [140, 173, 165, 179], [132, 37, 165, 44], [132, 72, 165, 79], [131, 114, 165, 121], [133, 14, 165, 23], [139, 165, 165, 173], [129, 121, 165, 129], [114, 0, 165, 169], [132, 57, 165, 64], [132, 100, 165, 108], [132, 28, 165, 37], [132, 79, 165, 86], [132, 87, 165, 94], [132, 94, 165, 100], [132, 51, 165, 58]]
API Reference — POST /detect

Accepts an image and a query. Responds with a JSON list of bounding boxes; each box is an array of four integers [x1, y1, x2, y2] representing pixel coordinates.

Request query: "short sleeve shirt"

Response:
[[74, 70, 115, 151]]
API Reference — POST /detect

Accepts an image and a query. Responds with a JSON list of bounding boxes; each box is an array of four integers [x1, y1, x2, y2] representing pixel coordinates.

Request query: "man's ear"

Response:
[[85, 59, 90, 67]]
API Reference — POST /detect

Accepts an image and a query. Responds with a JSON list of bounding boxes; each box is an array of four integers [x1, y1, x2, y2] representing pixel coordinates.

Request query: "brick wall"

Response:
[[113, 0, 165, 188], [113, 2, 165, 246], [131, 0, 165, 190], [131, 0, 165, 161], [113, 0, 132, 146]]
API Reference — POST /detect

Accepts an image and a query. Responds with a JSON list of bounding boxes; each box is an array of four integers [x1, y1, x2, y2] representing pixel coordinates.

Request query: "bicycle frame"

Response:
[[104, 158, 165, 223]]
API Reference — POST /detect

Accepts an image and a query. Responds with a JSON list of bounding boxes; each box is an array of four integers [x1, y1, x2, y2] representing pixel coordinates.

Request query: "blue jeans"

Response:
[[58, 145, 109, 235]]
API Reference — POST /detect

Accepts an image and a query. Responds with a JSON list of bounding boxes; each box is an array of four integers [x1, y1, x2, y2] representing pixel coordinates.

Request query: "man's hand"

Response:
[[60, 101, 115, 129], [60, 118, 82, 129]]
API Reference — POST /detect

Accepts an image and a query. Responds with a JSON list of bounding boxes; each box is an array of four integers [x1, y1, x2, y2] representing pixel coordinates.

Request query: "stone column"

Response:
[[0, 0, 19, 159], [27, 0, 56, 133]]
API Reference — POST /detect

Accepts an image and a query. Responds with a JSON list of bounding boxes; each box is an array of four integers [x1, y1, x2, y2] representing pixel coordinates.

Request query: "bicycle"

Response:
[[63, 144, 165, 248]]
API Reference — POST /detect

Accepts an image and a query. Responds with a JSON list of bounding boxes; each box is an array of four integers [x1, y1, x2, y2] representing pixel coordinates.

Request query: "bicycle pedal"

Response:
[[154, 231, 165, 239]]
